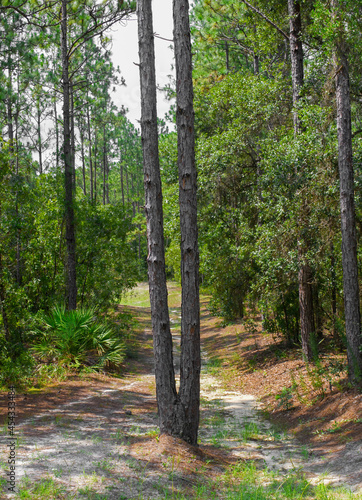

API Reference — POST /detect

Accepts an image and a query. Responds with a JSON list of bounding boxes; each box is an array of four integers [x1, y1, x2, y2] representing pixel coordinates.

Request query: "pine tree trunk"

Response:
[[94, 134, 97, 204], [120, 162, 125, 207], [54, 88, 59, 169], [137, 0, 179, 436], [61, 0, 77, 310], [173, 0, 200, 445], [79, 120, 87, 196], [103, 125, 106, 205], [86, 104, 93, 201], [37, 101, 43, 174], [288, 0, 314, 361], [332, 0, 362, 384], [70, 82, 76, 193]]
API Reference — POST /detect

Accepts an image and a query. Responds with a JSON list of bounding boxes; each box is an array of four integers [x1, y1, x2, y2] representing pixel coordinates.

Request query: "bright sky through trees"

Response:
[[112, 0, 174, 127]]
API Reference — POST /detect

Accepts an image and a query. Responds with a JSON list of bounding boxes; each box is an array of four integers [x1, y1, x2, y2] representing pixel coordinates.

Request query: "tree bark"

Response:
[[137, 0, 180, 436], [288, 0, 315, 361], [70, 81, 76, 193], [37, 100, 43, 174], [79, 119, 87, 196], [103, 124, 106, 205], [288, 0, 304, 135], [86, 103, 93, 201], [54, 88, 59, 169], [173, 0, 200, 445], [61, 0, 77, 310], [120, 162, 125, 207], [332, 0, 362, 384]]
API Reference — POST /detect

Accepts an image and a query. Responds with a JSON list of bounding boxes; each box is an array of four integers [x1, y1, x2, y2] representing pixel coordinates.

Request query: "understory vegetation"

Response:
[[1, 0, 362, 414]]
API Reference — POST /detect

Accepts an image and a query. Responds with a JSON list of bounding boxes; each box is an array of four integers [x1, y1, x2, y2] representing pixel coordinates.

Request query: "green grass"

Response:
[[15, 476, 67, 499], [120, 282, 182, 308]]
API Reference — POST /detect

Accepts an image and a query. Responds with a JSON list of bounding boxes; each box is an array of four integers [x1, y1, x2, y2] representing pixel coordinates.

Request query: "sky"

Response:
[[110, 0, 175, 129]]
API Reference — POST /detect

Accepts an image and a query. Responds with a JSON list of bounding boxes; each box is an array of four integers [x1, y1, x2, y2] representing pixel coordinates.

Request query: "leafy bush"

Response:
[[0, 338, 36, 389], [31, 306, 126, 370]]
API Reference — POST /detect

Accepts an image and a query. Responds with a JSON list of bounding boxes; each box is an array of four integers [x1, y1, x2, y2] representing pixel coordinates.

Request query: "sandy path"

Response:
[[0, 297, 361, 498]]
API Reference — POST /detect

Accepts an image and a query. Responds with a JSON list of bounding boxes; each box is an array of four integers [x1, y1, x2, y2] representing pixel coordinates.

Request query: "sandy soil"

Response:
[[0, 289, 361, 498]]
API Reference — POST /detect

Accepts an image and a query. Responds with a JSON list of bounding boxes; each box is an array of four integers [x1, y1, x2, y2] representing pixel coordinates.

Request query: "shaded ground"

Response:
[[0, 284, 361, 498], [199, 299, 362, 490]]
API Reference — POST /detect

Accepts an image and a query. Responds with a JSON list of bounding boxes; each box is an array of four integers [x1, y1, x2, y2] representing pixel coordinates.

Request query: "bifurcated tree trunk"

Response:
[[137, 0, 180, 436], [61, 0, 77, 310], [332, 0, 362, 384], [288, 0, 314, 361], [173, 0, 200, 445]]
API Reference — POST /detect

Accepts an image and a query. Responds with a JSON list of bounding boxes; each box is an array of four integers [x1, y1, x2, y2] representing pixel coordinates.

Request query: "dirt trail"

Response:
[[0, 285, 361, 498]]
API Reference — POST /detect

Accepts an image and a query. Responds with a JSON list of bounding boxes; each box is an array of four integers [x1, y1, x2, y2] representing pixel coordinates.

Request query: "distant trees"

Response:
[[169, 0, 362, 384], [0, 1, 143, 351]]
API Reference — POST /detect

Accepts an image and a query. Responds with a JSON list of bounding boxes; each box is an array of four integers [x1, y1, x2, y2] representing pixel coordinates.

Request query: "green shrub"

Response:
[[31, 306, 125, 370], [0, 342, 35, 389]]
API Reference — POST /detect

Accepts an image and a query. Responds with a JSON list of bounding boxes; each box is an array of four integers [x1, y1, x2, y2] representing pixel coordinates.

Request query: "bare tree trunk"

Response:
[[94, 134, 97, 204], [330, 243, 338, 341], [61, 0, 77, 310], [37, 100, 43, 174], [332, 0, 362, 384], [137, 0, 179, 437], [103, 124, 107, 205], [173, 0, 200, 445], [86, 104, 93, 201], [125, 167, 129, 204], [106, 156, 109, 204], [79, 120, 87, 196], [288, 0, 314, 361], [120, 162, 125, 207], [54, 89, 59, 169], [70, 82, 76, 193]]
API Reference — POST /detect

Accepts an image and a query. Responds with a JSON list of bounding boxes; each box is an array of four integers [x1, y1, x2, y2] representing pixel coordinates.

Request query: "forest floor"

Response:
[[0, 283, 361, 499]]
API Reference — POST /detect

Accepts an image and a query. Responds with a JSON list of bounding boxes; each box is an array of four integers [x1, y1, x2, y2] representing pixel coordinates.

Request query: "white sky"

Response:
[[110, 0, 175, 129]]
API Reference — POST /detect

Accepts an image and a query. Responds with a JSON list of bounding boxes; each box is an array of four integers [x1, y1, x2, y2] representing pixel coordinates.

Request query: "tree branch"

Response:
[[240, 0, 289, 41]]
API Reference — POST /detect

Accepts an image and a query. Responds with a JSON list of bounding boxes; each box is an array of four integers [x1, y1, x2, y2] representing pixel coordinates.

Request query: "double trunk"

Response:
[[138, 0, 200, 445], [137, 0, 179, 436]]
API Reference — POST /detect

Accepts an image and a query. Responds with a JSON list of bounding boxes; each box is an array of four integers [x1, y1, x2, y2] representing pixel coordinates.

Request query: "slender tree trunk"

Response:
[[103, 124, 106, 205], [137, 0, 180, 437], [120, 162, 125, 207], [61, 0, 77, 310], [225, 41, 229, 72], [125, 167, 129, 203], [288, 0, 304, 135], [79, 120, 87, 196], [106, 156, 109, 204], [330, 243, 338, 341], [288, 0, 314, 361], [37, 100, 43, 174], [86, 104, 93, 201], [94, 134, 97, 204], [332, 0, 362, 384], [54, 89, 59, 169], [70, 82, 76, 193], [173, 0, 200, 445], [14, 97, 21, 286]]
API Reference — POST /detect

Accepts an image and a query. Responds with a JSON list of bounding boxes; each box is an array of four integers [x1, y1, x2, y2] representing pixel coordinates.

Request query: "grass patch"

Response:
[[15, 476, 67, 499]]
